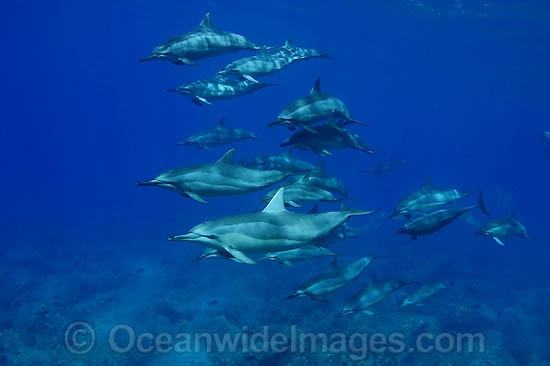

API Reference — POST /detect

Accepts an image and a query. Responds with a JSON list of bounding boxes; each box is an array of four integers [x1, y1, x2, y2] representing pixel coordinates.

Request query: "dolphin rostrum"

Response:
[[284, 256, 378, 302], [168, 72, 276, 106], [337, 273, 412, 316], [140, 13, 264, 65], [280, 119, 374, 156], [268, 78, 367, 133], [396, 193, 490, 240], [390, 177, 477, 218], [258, 245, 337, 268], [178, 117, 260, 150], [168, 188, 374, 264], [137, 148, 290, 203], [401, 282, 448, 307], [476, 211, 534, 246]]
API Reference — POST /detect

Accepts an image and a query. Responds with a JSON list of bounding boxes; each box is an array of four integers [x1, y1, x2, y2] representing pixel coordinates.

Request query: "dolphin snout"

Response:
[[169, 233, 201, 241]]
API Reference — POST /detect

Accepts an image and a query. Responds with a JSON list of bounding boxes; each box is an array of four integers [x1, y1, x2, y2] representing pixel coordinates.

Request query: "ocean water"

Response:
[[2, 1, 550, 365]]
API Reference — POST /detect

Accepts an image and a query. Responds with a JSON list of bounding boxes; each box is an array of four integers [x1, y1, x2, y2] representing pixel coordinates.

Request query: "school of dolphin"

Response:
[[138, 13, 536, 315]]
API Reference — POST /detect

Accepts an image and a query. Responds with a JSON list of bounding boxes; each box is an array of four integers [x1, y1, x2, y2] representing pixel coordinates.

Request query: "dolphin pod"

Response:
[[140, 13, 264, 65], [169, 187, 374, 264], [136, 12, 535, 320]]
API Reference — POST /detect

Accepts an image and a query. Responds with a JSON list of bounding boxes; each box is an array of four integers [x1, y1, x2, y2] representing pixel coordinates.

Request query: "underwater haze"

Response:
[[2, 0, 550, 365]]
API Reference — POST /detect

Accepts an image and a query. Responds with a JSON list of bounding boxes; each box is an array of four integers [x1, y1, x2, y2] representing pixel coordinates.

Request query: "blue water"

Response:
[[2, 1, 550, 365]]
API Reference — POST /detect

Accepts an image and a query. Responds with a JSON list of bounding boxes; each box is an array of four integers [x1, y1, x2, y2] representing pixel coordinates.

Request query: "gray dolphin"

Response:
[[218, 40, 328, 78], [401, 282, 448, 307], [268, 78, 368, 133], [140, 13, 264, 65], [284, 256, 378, 302], [476, 211, 534, 246], [191, 248, 240, 263], [306, 205, 361, 247], [259, 175, 343, 207], [287, 161, 350, 197], [241, 149, 315, 172], [168, 72, 276, 106], [169, 187, 374, 264], [337, 273, 412, 316], [178, 117, 260, 150], [137, 148, 290, 203], [280, 119, 375, 156], [362, 157, 409, 178], [258, 245, 337, 268], [390, 177, 476, 218], [396, 193, 490, 240]]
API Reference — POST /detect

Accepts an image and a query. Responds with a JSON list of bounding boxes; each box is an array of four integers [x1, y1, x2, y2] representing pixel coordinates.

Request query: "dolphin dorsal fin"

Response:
[[218, 117, 225, 127], [216, 148, 236, 164], [296, 174, 311, 185], [284, 39, 292, 47], [309, 78, 321, 96], [509, 210, 517, 218], [424, 176, 432, 188], [199, 12, 213, 28], [308, 204, 320, 214], [262, 187, 288, 213]]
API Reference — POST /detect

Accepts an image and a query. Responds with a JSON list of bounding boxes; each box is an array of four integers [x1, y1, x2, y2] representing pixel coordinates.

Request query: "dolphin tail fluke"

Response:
[[341, 203, 375, 217], [477, 192, 490, 216]]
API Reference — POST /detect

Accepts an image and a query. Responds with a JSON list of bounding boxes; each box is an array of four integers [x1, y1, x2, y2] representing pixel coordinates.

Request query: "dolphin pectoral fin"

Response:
[[224, 247, 256, 265], [493, 237, 505, 246], [321, 149, 333, 156], [177, 57, 199, 66], [415, 303, 425, 307], [281, 260, 296, 268], [287, 200, 301, 208], [182, 191, 208, 204], [195, 96, 212, 105], [344, 120, 372, 127], [361, 309, 375, 315]]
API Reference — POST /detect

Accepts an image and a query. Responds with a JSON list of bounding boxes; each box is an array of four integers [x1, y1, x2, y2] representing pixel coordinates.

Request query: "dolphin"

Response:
[[337, 273, 412, 316], [280, 119, 375, 156], [218, 40, 328, 78], [140, 13, 264, 65], [362, 157, 409, 178], [475, 211, 534, 246], [268, 78, 368, 132], [241, 149, 315, 172], [169, 187, 374, 264], [258, 245, 337, 268], [168, 72, 276, 106], [178, 117, 260, 150], [396, 193, 490, 240], [544, 131, 550, 141], [137, 148, 291, 203], [287, 161, 350, 197], [259, 175, 343, 207], [401, 282, 448, 307], [305, 205, 361, 247], [390, 177, 477, 218], [191, 248, 240, 263], [284, 256, 378, 302]]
